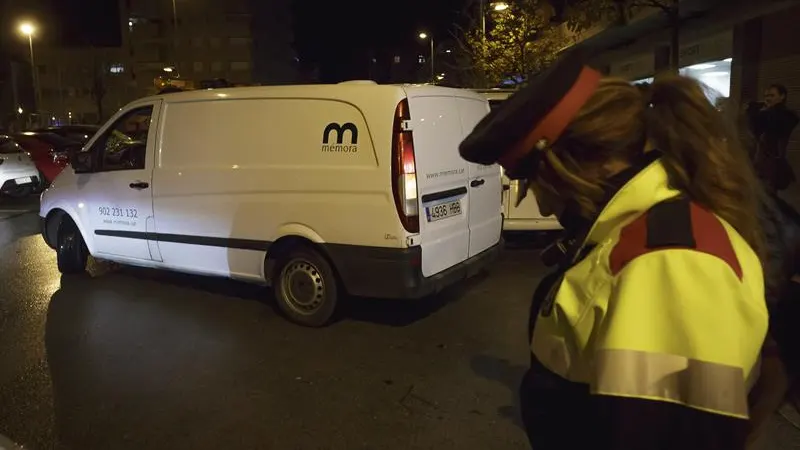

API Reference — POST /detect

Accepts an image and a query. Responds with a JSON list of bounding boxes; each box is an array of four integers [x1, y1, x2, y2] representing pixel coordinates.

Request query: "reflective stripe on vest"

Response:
[[592, 349, 749, 419]]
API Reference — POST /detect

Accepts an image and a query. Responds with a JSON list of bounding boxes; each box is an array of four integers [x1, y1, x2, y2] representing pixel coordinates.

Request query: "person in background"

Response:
[[459, 53, 768, 449], [747, 84, 799, 192]]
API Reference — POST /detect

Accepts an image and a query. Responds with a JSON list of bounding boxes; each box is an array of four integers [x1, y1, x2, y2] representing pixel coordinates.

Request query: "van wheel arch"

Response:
[[44, 209, 68, 249], [265, 236, 341, 285]]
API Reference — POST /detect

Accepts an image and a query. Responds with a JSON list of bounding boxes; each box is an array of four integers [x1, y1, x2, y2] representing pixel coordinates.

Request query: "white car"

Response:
[[0, 136, 40, 198], [40, 81, 503, 326], [473, 89, 562, 232]]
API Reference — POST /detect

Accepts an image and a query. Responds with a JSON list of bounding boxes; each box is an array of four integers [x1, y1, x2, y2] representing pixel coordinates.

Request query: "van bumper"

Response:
[[324, 239, 504, 299]]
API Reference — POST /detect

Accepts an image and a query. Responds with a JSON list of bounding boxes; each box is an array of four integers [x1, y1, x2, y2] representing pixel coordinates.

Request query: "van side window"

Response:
[[90, 106, 154, 172]]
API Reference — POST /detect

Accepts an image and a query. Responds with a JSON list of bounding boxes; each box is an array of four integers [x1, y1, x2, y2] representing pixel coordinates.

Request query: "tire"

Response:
[[273, 246, 339, 327], [56, 217, 88, 275]]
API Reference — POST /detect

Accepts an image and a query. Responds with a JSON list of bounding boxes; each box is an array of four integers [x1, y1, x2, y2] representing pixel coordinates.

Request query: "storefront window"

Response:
[[679, 58, 732, 103]]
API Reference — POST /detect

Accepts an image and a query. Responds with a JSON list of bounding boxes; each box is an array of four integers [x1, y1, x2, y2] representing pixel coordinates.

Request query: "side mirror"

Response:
[[70, 150, 94, 174]]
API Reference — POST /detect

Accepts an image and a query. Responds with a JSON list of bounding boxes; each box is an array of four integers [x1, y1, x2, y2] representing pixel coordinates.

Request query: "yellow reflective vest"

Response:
[[529, 159, 767, 429]]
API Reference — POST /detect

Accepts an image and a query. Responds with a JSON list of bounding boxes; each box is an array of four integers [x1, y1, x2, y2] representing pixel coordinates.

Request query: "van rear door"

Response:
[[456, 96, 502, 257], [406, 93, 470, 278]]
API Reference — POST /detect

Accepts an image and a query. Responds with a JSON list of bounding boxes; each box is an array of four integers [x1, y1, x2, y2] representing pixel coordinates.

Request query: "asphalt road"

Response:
[[1, 196, 799, 450], [0, 198, 544, 450]]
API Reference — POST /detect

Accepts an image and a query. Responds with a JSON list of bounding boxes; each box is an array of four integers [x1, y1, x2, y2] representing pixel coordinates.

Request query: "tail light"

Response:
[[391, 99, 419, 233]]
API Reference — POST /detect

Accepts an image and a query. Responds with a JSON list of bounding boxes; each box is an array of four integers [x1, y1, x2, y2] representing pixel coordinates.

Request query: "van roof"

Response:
[[138, 83, 487, 105]]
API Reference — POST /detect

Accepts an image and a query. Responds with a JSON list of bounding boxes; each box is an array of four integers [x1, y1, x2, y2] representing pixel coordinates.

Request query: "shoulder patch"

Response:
[[609, 201, 743, 279]]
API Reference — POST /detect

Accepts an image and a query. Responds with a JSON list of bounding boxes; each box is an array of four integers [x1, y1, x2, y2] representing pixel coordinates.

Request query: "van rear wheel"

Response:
[[273, 247, 338, 327], [56, 217, 88, 275]]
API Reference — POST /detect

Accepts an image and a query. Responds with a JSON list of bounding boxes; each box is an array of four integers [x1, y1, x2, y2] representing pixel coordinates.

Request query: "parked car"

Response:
[[13, 132, 83, 185], [40, 82, 503, 327], [473, 88, 563, 232], [474, 88, 517, 111], [32, 124, 100, 145], [0, 136, 41, 197]]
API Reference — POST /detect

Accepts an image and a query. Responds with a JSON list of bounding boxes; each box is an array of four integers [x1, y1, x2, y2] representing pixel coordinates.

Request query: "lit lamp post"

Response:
[[18, 22, 40, 113], [480, 1, 510, 35], [171, 0, 179, 69], [418, 32, 434, 82]]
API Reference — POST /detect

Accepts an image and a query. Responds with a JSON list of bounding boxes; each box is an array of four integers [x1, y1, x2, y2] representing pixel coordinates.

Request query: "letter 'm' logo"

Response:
[[323, 122, 358, 145]]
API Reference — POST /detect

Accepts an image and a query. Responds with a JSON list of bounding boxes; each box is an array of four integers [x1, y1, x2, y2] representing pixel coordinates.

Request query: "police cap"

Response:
[[459, 50, 603, 181]]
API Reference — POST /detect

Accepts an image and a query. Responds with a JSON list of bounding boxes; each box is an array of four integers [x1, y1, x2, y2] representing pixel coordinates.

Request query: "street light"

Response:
[[18, 22, 40, 113], [492, 2, 509, 11], [171, 0, 179, 68], [418, 32, 434, 82], [480, 2, 511, 35]]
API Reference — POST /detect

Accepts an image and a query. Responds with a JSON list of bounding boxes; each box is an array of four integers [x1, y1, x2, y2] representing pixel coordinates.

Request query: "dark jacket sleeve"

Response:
[[592, 394, 749, 450]]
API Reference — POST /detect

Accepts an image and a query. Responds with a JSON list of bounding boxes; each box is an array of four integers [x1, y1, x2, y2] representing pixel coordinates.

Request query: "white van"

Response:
[[40, 82, 503, 326], [473, 89, 562, 232]]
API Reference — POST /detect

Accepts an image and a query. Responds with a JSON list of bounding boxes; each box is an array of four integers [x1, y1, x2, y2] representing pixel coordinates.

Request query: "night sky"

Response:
[[1, 0, 468, 82], [293, 0, 467, 81]]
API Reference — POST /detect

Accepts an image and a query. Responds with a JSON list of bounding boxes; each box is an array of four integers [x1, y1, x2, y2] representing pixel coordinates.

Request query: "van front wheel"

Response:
[[273, 247, 338, 327], [56, 217, 88, 275]]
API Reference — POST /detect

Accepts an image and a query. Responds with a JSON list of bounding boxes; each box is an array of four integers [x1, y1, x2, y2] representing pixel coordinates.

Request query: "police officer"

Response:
[[459, 52, 768, 449]]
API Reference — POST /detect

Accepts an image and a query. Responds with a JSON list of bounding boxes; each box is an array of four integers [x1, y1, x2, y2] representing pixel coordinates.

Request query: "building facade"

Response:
[[124, 0, 255, 96], [30, 0, 297, 126], [561, 0, 800, 204]]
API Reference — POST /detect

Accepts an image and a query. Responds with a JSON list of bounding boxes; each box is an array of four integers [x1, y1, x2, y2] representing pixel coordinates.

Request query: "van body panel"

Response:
[[404, 93, 470, 278], [152, 96, 397, 278], [455, 96, 503, 257], [77, 99, 163, 260], [502, 176, 563, 231]]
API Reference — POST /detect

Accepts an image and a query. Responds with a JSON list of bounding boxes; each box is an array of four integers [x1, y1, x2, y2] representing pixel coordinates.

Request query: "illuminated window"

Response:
[[110, 64, 125, 74], [418, 55, 426, 64], [394, 56, 401, 63]]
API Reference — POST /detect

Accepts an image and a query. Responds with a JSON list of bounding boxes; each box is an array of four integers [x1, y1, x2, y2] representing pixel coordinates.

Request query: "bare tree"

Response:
[[558, 0, 681, 71]]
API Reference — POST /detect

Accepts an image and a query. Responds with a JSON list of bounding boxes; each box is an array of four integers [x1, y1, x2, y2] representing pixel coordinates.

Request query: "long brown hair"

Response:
[[533, 75, 766, 261]]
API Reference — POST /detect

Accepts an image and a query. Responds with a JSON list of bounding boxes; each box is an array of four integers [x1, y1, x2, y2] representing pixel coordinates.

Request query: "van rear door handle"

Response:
[[129, 181, 149, 190], [470, 179, 485, 188]]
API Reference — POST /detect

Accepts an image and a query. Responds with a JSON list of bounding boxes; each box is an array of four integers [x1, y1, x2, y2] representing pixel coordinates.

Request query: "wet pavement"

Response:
[[0, 198, 540, 450], [1, 196, 799, 449]]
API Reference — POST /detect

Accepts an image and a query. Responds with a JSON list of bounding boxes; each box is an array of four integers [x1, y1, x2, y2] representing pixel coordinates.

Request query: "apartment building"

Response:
[[28, 0, 297, 125], [124, 0, 255, 97], [35, 45, 131, 125]]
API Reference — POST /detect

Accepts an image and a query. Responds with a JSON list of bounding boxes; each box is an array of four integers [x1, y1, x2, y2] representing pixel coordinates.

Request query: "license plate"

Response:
[[15, 177, 32, 185], [426, 200, 462, 222]]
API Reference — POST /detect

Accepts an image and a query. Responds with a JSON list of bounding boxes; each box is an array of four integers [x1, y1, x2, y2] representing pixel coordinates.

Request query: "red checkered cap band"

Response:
[[498, 66, 603, 171]]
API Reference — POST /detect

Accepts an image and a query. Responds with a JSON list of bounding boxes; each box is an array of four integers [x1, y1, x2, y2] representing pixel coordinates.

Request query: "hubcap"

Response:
[[59, 231, 75, 255], [280, 259, 325, 315]]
